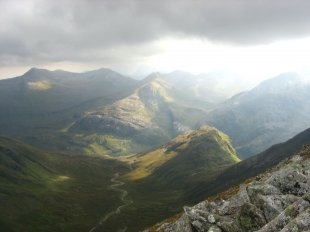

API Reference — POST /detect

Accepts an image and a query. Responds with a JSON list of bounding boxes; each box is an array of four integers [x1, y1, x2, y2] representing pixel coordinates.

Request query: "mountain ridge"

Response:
[[147, 145, 310, 232], [205, 72, 310, 158]]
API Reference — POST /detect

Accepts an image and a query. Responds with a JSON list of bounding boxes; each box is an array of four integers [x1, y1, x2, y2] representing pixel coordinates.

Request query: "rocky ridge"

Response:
[[146, 145, 310, 232]]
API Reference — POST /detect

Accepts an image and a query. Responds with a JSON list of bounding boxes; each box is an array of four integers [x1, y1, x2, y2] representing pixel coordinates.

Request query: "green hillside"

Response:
[[126, 126, 240, 182], [185, 127, 310, 202], [3, 125, 309, 232], [98, 126, 240, 231], [0, 126, 240, 232], [0, 137, 127, 232]]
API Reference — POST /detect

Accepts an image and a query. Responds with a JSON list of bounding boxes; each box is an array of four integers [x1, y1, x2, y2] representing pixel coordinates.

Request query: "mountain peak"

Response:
[[252, 72, 307, 94], [21, 67, 54, 82], [24, 67, 49, 75]]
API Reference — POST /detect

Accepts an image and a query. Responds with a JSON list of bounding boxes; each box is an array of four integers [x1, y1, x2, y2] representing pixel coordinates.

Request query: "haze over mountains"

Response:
[[2, 1, 310, 231], [1, 67, 310, 232], [1, 68, 310, 158], [206, 72, 310, 158], [0, 68, 251, 156]]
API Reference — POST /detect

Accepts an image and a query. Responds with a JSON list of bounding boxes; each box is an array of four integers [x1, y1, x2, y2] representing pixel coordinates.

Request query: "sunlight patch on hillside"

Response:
[[27, 81, 51, 90], [125, 149, 177, 180], [53, 175, 70, 182]]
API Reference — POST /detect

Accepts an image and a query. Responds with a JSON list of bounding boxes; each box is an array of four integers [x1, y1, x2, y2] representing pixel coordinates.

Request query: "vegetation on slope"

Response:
[[98, 126, 240, 231], [126, 126, 240, 181], [0, 137, 127, 232], [185, 127, 310, 203]]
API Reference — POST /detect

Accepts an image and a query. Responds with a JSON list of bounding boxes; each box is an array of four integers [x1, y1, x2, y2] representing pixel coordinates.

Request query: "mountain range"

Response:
[[0, 68, 233, 156], [1, 68, 310, 231], [2, 68, 310, 159]]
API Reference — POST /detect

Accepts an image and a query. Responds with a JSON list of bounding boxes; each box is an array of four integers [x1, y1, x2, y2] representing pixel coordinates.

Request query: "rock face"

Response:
[[146, 145, 310, 232]]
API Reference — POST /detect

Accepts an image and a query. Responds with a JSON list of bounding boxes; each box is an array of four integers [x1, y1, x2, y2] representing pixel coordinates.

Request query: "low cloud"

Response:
[[1, 0, 310, 70]]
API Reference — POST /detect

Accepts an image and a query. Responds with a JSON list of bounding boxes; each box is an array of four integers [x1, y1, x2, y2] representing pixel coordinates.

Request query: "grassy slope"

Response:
[[5, 126, 308, 232], [114, 127, 310, 232], [0, 137, 128, 232], [185, 127, 310, 203], [100, 126, 240, 231], [126, 126, 239, 182]]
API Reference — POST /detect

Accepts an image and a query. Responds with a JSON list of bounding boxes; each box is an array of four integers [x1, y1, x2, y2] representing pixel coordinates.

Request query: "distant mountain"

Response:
[[0, 67, 137, 135], [160, 70, 254, 104], [0, 67, 140, 153], [1, 69, 242, 156], [0, 136, 127, 232], [205, 73, 310, 158], [69, 73, 210, 156], [0, 68, 251, 157], [1, 67, 137, 112]]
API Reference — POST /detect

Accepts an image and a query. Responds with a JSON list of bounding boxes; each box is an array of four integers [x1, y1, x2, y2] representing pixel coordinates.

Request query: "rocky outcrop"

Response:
[[146, 145, 310, 232]]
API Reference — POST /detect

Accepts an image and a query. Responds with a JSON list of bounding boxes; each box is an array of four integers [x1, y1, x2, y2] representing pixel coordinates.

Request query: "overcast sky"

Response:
[[1, 0, 310, 80]]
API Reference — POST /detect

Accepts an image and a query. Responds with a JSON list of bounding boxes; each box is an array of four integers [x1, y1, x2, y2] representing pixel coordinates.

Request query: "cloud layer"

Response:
[[1, 0, 310, 71]]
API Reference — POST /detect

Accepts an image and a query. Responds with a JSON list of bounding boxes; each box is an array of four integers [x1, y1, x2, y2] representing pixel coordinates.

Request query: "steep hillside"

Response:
[[126, 126, 240, 183], [186, 127, 310, 202], [148, 145, 310, 232], [0, 137, 127, 232], [206, 72, 310, 158], [96, 126, 240, 232], [69, 74, 209, 156]]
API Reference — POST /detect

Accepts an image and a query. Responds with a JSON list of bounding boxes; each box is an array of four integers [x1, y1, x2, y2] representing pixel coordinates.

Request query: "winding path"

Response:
[[89, 173, 133, 232]]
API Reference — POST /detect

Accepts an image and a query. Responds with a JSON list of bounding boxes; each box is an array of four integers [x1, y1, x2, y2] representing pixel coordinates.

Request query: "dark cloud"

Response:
[[1, 0, 310, 67]]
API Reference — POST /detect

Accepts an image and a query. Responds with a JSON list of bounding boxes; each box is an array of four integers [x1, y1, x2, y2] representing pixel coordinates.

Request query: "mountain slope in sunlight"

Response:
[[69, 73, 209, 156], [99, 126, 240, 232], [126, 125, 240, 182]]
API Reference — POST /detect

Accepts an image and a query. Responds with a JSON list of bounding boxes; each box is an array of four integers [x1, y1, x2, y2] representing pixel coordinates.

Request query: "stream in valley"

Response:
[[89, 173, 133, 232]]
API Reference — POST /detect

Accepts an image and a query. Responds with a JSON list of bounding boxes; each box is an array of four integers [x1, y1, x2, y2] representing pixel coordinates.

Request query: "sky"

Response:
[[1, 0, 310, 81]]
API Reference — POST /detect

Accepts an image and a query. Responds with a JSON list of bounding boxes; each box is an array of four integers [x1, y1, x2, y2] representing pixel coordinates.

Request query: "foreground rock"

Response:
[[146, 145, 310, 232]]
